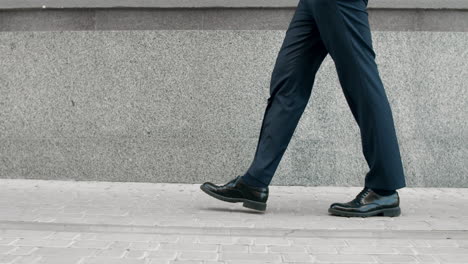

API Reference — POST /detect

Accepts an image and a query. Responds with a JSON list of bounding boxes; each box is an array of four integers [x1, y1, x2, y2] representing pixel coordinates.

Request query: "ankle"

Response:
[[240, 174, 268, 188], [370, 188, 396, 196]]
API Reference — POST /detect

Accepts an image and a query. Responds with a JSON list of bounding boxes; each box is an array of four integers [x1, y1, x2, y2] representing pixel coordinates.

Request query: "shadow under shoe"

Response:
[[200, 175, 268, 211], [328, 187, 401, 217]]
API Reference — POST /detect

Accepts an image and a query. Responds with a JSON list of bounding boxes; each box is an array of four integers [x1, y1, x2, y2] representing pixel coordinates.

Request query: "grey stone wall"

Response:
[[0, 6, 467, 187], [2, 0, 468, 9]]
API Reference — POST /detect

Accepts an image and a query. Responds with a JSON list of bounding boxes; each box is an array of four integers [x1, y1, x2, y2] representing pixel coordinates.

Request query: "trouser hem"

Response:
[[241, 173, 269, 188]]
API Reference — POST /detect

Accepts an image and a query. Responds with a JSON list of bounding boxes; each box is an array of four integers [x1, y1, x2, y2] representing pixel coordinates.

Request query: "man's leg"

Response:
[[241, 0, 328, 188], [309, 0, 406, 190]]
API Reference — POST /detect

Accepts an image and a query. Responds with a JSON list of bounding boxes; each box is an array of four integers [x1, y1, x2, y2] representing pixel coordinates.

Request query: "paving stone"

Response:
[[338, 246, 399, 254], [198, 236, 235, 245], [413, 246, 468, 255], [177, 251, 218, 261], [159, 243, 218, 252], [455, 240, 468, 247], [9, 255, 41, 264], [269, 245, 307, 253], [0, 254, 19, 264], [345, 238, 413, 247], [81, 257, 147, 264], [0, 238, 18, 245], [169, 261, 202, 264], [374, 254, 419, 263], [129, 242, 160, 250], [33, 247, 98, 257], [46, 232, 80, 240], [235, 238, 254, 245], [248, 245, 267, 253], [13, 238, 73, 248], [433, 254, 468, 263], [414, 255, 439, 263], [94, 248, 127, 258], [92, 233, 157, 242], [425, 239, 460, 247], [6, 246, 38, 255], [393, 247, 417, 255], [220, 252, 282, 262], [70, 240, 113, 249], [281, 252, 315, 262], [314, 254, 377, 263], [307, 245, 339, 254], [32, 255, 83, 264], [254, 237, 290, 246], [0, 230, 53, 239], [125, 249, 147, 259], [146, 250, 178, 260], [291, 238, 347, 246], [0, 245, 15, 254], [220, 244, 248, 252]]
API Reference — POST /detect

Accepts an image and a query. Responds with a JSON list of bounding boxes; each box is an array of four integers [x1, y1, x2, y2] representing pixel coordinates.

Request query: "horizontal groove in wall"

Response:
[[0, 8, 467, 32]]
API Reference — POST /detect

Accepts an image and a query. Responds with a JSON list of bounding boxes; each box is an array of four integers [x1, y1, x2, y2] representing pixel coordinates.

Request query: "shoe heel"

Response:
[[243, 200, 267, 211], [382, 207, 401, 217]]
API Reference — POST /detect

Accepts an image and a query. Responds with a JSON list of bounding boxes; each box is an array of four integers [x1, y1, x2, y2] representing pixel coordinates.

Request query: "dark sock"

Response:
[[240, 174, 268, 188], [372, 188, 396, 196]]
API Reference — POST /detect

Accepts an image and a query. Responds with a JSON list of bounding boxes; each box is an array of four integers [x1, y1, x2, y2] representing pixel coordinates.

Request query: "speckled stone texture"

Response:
[[0, 30, 467, 187], [1, 9, 467, 32]]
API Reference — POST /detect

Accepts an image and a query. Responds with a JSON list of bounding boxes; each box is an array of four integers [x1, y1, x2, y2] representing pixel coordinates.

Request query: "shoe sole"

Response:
[[200, 185, 267, 212], [328, 206, 401, 217]]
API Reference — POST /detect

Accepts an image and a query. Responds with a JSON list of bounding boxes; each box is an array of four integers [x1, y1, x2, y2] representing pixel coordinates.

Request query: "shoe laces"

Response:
[[227, 175, 241, 185], [354, 187, 371, 203]]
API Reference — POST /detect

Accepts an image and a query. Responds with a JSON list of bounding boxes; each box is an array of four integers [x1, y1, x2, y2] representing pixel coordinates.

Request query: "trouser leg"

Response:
[[308, 0, 406, 190], [241, 0, 328, 187]]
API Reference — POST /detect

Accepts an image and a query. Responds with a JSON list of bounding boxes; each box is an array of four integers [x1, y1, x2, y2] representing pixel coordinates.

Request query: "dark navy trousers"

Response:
[[241, 0, 406, 190]]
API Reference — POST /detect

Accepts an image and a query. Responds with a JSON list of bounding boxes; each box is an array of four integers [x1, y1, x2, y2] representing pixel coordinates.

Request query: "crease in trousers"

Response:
[[241, 0, 406, 190]]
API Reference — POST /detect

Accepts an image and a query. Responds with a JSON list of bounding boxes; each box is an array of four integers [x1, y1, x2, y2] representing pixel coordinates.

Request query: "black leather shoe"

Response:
[[328, 187, 401, 217], [200, 175, 268, 211]]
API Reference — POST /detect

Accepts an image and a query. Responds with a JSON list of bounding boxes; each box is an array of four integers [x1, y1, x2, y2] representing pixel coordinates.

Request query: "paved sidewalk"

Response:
[[0, 179, 467, 264]]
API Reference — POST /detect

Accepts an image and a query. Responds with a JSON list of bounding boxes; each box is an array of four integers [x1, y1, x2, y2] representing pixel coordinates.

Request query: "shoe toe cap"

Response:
[[201, 182, 218, 191], [329, 202, 350, 210], [328, 203, 356, 215], [201, 182, 211, 188]]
